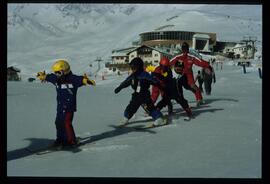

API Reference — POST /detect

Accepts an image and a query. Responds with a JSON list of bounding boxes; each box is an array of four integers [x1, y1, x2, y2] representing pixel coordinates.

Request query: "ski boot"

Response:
[[196, 99, 205, 107], [50, 140, 64, 150], [118, 117, 129, 127], [144, 112, 150, 117], [62, 139, 80, 150], [184, 107, 193, 121], [147, 117, 167, 128]]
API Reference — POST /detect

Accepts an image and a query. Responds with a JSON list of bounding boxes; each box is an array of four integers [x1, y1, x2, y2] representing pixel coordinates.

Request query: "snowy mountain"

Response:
[[7, 4, 262, 79]]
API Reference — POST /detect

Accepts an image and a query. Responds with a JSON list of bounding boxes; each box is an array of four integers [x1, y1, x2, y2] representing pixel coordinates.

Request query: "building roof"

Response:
[[193, 33, 210, 39], [233, 43, 247, 48], [111, 46, 139, 57], [112, 46, 138, 53], [150, 46, 172, 56], [111, 52, 129, 57], [7, 66, 21, 72], [140, 29, 216, 36], [126, 45, 172, 56]]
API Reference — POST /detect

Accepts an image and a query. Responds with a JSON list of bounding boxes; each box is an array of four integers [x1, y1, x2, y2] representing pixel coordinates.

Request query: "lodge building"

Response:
[[111, 30, 217, 65]]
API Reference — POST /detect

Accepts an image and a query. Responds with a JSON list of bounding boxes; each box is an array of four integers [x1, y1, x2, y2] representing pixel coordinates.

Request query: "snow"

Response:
[[7, 64, 261, 177]]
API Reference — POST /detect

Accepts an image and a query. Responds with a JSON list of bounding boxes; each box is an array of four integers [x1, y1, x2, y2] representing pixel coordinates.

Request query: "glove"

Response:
[[114, 86, 121, 94], [87, 79, 96, 86], [145, 65, 156, 73], [162, 71, 168, 77], [83, 73, 96, 86], [36, 71, 46, 81]]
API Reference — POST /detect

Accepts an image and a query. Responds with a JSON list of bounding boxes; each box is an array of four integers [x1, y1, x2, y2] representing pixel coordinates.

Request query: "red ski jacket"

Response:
[[170, 53, 210, 76]]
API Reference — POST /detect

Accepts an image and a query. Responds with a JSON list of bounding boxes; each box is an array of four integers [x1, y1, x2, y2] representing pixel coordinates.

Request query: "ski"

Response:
[[133, 118, 169, 130], [26, 136, 94, 155], [26, 145, 59, 155], [133, 122, 167, 130], [116, 123, 129, 128], [190, 104, 210, 109], [29, 146, 63, 155], [183, 116, 192, 121]]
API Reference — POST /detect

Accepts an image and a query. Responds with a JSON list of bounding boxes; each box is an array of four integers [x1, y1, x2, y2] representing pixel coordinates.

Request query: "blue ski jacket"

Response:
[[117, 70, 161, 96], [45, 72, 84, 113]]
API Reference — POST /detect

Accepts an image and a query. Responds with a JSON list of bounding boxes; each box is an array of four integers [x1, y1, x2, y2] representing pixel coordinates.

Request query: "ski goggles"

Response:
[[54, 70, 64, 76]]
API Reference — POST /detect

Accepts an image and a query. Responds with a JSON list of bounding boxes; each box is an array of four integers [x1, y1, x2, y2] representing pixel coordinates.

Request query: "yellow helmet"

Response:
[[51, 59, 70, 75]]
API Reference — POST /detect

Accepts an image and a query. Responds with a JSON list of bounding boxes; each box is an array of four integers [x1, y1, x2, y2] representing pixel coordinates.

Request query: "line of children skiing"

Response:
[[36, 42, 213, 149], [114, 42, 212, 127]]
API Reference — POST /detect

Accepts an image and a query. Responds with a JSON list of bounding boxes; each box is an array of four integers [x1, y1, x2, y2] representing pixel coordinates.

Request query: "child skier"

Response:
[[36, 59, 95, 148], [148, 57, 173, 115], [156, 61, 193, 120], [114, 57, 166, 127]]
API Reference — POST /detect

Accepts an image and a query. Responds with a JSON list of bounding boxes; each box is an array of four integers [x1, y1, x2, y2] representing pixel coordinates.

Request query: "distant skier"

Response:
[[202, 64, 216, 95], [148, 57, 173, 115], [170, 42, 210, 106], [114, 57, 166, 127], [36, 59, 96, 148], [220, 61, 223, 70], [195, 70, 204, 93]]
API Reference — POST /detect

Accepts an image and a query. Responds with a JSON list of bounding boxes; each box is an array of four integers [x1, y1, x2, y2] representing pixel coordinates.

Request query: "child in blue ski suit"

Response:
[[114, 57, 165, 127], [37, 59, 95, 147]]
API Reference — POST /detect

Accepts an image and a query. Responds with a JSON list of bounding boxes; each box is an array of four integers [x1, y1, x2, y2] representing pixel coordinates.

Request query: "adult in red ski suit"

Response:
[[170, 42, 210, 105]]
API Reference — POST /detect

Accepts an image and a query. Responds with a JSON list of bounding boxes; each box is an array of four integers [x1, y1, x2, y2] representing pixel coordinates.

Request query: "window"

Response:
[[154, 54, 158, 57], [168, 32, 172, 40], [154, 60, 158, 63]]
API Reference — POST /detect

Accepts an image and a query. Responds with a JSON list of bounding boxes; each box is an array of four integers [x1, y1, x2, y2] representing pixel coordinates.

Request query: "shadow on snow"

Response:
[[7, 124, 155, 161], [203, 98, 239, 104], [189, 97, 239, 105], [7, 98, 229, 161]]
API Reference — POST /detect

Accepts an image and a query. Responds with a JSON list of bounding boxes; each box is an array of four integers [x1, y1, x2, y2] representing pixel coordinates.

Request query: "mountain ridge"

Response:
[[7, 4, 262, 79]]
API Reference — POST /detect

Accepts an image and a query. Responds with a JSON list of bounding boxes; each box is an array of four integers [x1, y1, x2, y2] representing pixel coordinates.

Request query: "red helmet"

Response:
[[159, 57, 170, 67]]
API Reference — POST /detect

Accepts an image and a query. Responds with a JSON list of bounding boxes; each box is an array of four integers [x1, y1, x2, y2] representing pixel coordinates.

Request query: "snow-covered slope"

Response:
[[8, 4, 262, 79], [7, 63, 262, 177]]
